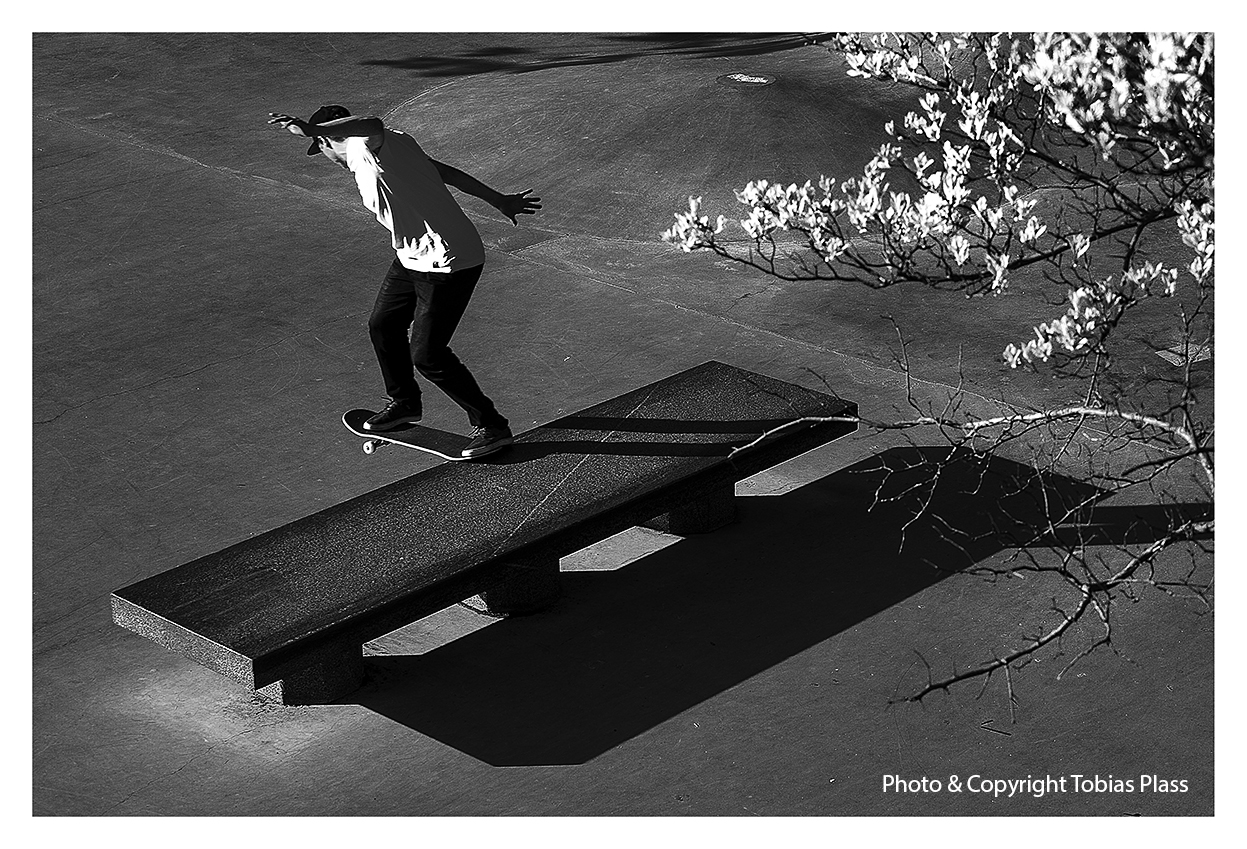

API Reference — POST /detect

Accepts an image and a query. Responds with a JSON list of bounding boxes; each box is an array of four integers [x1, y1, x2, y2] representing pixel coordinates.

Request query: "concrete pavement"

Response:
[[32, 33, 1213, 817]]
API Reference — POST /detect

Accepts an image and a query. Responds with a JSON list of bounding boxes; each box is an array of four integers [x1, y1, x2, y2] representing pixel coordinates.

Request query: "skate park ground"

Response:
[[31, 32, 1219, 826]]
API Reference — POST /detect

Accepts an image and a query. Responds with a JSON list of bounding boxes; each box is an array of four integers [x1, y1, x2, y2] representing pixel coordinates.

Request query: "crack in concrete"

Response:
[[488, 386, 660, 558]]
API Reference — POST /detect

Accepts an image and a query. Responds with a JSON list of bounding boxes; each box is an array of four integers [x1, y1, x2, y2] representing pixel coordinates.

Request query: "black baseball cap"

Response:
[[305, 105, 351, 155]]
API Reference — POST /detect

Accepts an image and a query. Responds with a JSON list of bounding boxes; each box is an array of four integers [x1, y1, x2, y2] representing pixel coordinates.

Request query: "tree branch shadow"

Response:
[[339, 445, 1191, 765]]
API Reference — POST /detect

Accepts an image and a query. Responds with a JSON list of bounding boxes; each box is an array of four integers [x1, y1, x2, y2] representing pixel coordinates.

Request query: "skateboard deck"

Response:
[[343, 409, 473, 461]]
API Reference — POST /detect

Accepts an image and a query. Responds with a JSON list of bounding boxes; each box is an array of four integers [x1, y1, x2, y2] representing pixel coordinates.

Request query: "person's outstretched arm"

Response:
[[430, 159, 542, 225], [268, 112, 383, 140]]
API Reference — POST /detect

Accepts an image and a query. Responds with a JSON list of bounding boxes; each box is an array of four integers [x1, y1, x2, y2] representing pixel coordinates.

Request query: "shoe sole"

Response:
[[460, 436, 513, 459], [362, 416, 423, 432]]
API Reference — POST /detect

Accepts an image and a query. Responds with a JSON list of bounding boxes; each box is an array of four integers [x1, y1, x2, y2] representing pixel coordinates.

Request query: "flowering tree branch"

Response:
[[673, 34, 1213, 711], [663, 33, 1214, 369]]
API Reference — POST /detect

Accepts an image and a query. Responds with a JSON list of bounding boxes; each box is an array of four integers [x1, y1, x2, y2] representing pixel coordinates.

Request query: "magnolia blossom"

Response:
[[940, 142, 973, 206], [972, 196, 1005, 232], [700, 32, 1219, 704], [1003, 262, 1182, 366], [662, 32, 1212, 372], [1023, 33, 1211, 166], [904, 92, 946, 141], [1018, 216, 1048, 245], [1010, 191, 1037, 222], [734, 179, 840, 242], [843, 35, 938, 85], [884, 190, 953, 245], [663, 196, 725, 252], [957, 89, 992, 141], [1178, 198, 1215, 283], [949, 234, 971, 266], [984, 251, 1011, 292]]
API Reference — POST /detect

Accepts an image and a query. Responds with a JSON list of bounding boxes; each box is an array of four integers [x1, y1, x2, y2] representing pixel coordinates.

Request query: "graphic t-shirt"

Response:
[[345, 129, 486, 273]]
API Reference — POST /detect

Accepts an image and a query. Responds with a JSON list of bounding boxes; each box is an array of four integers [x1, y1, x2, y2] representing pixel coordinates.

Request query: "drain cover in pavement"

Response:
[[718, 72, 777, 88]]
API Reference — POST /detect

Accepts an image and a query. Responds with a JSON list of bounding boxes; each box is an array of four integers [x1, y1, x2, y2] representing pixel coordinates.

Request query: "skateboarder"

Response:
[[268, 105, 541, 458]]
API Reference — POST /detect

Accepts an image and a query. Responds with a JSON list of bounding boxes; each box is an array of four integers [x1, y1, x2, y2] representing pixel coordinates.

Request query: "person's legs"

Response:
[[364, 259, 423, 429], [409, 264, 509, 431]]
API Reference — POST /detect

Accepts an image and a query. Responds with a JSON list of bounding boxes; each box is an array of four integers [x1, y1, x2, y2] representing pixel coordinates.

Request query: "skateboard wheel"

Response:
[[363, 441, 378, 455]]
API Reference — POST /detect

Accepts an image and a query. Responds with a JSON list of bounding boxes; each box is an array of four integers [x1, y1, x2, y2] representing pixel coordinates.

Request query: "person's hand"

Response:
[[496, 190, 542, 225], [268, 113, 312, 138]]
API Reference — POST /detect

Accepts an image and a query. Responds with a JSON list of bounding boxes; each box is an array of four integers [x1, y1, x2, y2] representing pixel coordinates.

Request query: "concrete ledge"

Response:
[[112, 361, 857, 703]]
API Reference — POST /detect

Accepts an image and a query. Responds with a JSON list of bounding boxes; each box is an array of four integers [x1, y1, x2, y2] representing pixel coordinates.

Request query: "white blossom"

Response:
[[985, 251, 1011, 292], [1004, 262, 1181, 366], [665, 32, 1211, 379], [1019, 216, 1048, 244], [662, 196, 725, 251], [1177, 198, 1214, 283], [949, 234, 971, 266]]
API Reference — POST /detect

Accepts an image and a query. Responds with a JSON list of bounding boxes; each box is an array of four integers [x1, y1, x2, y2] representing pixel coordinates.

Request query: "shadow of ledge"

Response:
[[343, 446, 1131, 766]]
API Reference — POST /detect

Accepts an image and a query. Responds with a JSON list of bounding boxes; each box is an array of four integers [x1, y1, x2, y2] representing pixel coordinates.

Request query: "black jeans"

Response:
[[368, 259, 507, 429]]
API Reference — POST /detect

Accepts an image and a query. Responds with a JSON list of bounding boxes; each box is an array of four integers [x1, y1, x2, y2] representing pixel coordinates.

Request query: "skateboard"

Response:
[[343, 409, 473, 461]]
